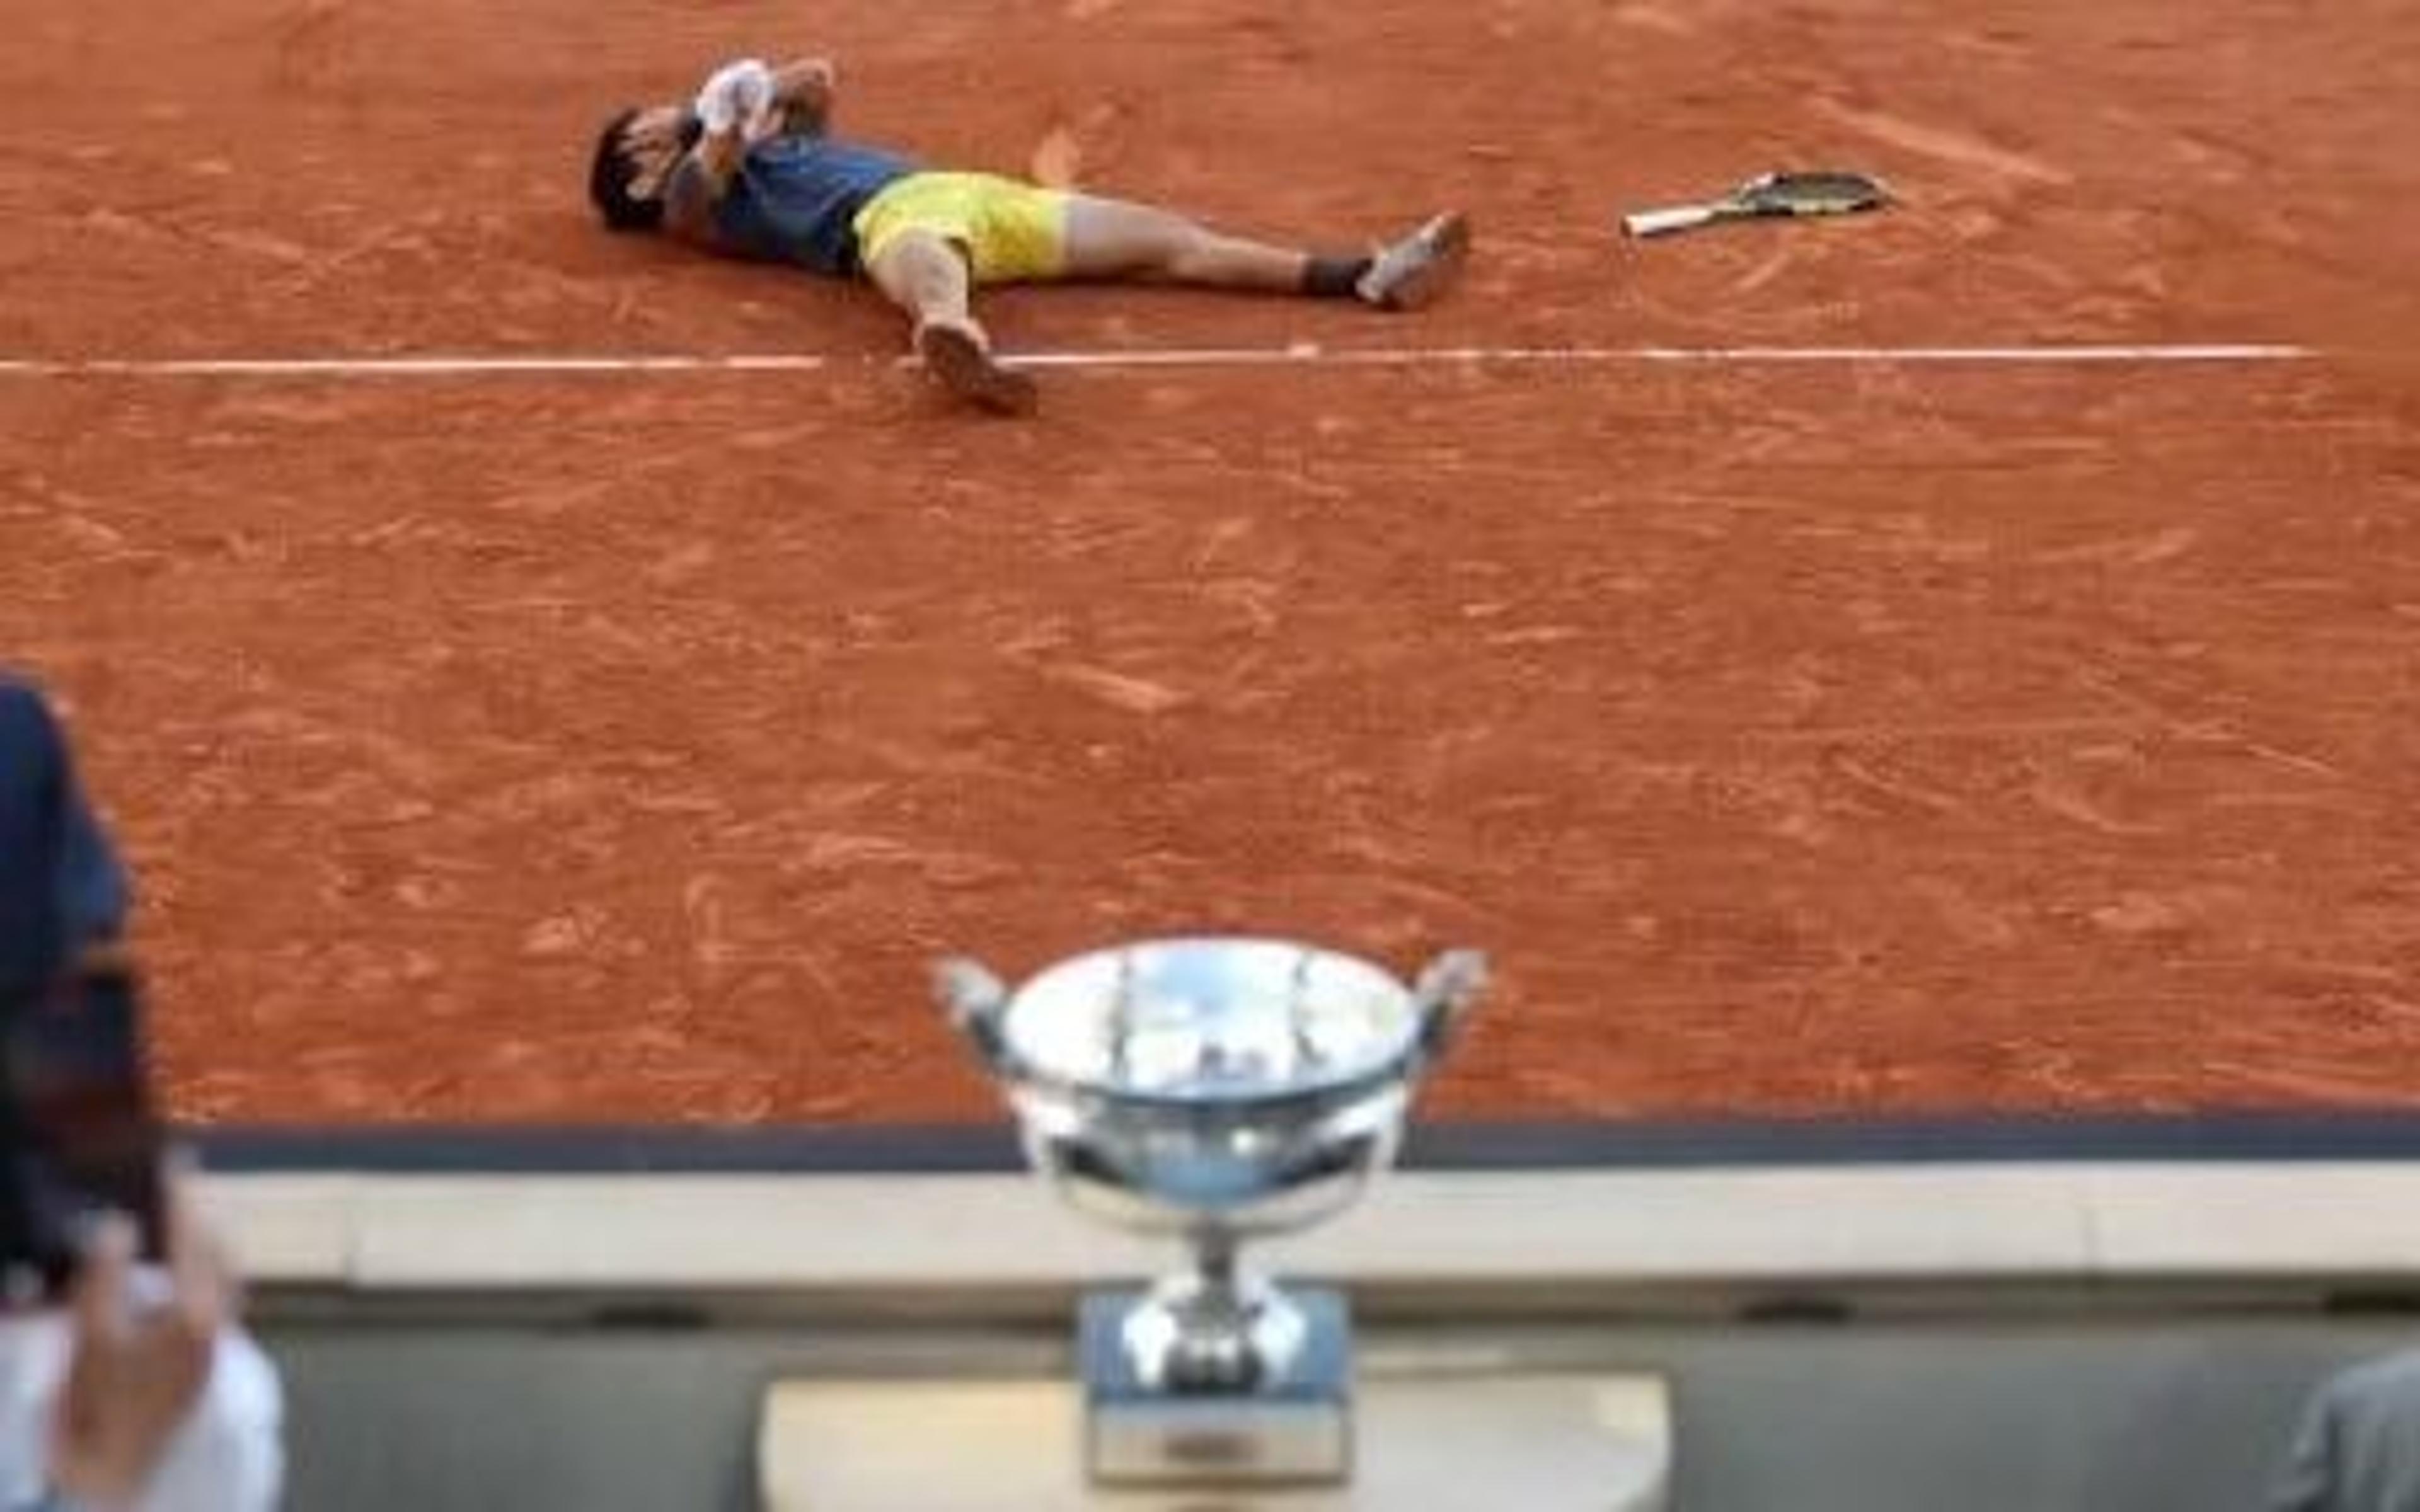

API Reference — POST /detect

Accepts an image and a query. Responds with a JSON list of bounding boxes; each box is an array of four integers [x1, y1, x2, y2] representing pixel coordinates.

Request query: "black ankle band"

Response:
[[1303, 255, 1372, 299]]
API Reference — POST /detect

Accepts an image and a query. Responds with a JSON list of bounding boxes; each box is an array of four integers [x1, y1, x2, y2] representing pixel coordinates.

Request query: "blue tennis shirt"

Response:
[[713, 135, 919, 277]]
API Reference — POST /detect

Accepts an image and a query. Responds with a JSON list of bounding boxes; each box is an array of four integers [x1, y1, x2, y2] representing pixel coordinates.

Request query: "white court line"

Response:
[[1011, 341, 2314, 370], [0, 342, 2311, 381], [59, 354, 830, 378]]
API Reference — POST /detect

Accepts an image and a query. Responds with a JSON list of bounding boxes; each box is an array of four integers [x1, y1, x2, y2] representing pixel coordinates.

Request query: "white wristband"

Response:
[[694, 59, 775, 135]]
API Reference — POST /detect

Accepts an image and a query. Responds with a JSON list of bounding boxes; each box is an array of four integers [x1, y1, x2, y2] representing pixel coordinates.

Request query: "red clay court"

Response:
[[2, 0, 2414, 1125]]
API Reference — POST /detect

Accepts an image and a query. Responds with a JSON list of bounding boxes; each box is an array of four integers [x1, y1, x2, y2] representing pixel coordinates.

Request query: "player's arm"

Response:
[[661, 60, 780, 243], [660, 125, 749, 243], [771, 58, 837, 134]]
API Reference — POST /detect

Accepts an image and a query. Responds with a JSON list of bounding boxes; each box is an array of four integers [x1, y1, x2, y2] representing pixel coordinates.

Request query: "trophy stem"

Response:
[[1122, 1231, 1308, 1395], [1192, 1230, 1240, 1292]]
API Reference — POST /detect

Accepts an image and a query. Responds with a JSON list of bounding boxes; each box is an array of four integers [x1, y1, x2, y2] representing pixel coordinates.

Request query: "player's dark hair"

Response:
[[589, 108, 665, 233]]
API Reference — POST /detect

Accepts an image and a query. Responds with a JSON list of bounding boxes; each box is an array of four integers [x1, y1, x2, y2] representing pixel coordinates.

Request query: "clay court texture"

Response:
[[2, 0, 2416, 1125]]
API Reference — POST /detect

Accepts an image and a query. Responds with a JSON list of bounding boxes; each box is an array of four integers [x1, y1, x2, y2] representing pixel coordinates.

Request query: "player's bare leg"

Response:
[[1061, 198, 1308, 290], [864, 228, 1037, 416], [1063, 198, 1471, 310]]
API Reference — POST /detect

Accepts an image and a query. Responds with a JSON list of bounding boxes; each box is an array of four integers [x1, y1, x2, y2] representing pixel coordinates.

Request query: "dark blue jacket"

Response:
[[0, 677, 127, 999]]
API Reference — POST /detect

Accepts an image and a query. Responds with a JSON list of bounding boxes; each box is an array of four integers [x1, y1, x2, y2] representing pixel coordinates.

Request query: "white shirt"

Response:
[[0, 1310, 282, 1512]]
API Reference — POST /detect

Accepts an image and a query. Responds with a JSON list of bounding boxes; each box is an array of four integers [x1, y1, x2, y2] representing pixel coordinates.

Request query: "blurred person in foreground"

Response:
[[2273, 1351, 2420, 1512], [1, 678, 282, 1512], [589, 55, 1470, 415]]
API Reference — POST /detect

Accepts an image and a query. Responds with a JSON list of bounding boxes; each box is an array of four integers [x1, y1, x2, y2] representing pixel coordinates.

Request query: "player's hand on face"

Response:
[[625, 105, 687, 153], [622, 105, 685, 190]]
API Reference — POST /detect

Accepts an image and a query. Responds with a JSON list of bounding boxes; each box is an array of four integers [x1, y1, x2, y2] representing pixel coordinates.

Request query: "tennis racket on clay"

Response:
[[1622, 170, 1891, 238]]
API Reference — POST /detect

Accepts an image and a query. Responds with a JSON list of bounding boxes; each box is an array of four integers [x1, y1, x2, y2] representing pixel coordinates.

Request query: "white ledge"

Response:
[[193, 1162, 2420, 1292]]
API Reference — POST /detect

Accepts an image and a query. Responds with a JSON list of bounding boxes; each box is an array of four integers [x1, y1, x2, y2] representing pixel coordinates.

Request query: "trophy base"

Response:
[[1079, 1287, 1352, 1486], [758, 1367, 1673, 1510]]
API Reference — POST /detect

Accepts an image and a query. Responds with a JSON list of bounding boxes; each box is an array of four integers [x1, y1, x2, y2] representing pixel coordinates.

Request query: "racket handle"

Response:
[[1623, 205, 1719, 238]]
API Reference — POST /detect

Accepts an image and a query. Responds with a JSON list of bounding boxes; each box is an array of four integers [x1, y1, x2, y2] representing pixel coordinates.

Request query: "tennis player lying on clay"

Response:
[[589, 57, 1471, 415]]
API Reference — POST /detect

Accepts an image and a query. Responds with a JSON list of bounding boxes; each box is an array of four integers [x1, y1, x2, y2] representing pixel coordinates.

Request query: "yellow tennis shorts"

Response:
[[852, 172, 1071, 285]]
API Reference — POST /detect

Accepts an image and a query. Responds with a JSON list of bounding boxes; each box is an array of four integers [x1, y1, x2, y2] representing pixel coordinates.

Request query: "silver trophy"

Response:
[[935, 936, 1487, 1486]]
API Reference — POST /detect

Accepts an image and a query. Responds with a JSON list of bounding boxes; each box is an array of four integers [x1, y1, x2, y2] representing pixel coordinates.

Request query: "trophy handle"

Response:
[[1410, 948, 1489, 1058], [933, 956, 1014, 1070]]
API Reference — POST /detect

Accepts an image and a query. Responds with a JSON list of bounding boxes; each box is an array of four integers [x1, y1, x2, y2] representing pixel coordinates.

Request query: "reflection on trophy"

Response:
[[935, 937, 1488, 1486]]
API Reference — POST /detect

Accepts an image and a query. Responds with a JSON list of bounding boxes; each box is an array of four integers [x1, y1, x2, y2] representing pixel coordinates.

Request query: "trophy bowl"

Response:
[[936, 937, 1485, 1242], [936, 937, 1485, 1480]]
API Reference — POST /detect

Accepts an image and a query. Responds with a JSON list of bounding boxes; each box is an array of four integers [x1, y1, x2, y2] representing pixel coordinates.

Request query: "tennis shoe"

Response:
[[1356, 212, 1472, 312]]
